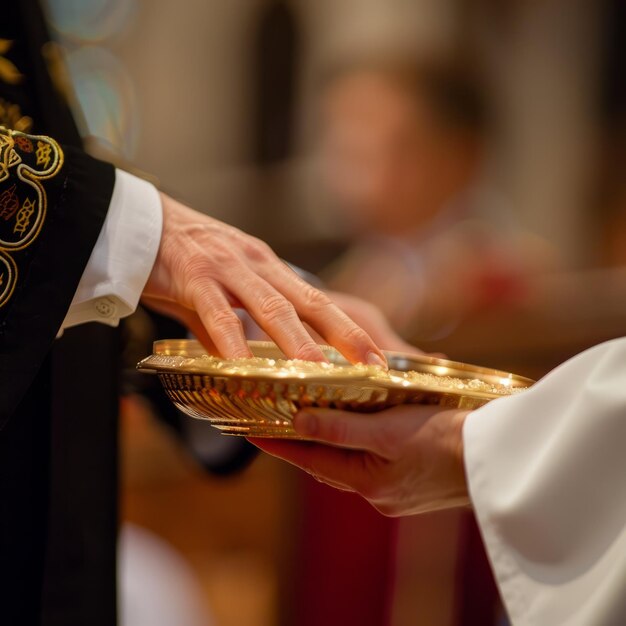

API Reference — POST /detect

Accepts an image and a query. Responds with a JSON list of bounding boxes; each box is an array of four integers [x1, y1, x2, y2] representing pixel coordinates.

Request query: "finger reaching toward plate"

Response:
[[141, 193, 388, 366]]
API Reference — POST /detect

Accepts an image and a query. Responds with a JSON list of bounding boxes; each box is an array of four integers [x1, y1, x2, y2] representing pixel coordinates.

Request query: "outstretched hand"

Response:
[[250, 405, 471, 516], [142, 193, 387, 365]]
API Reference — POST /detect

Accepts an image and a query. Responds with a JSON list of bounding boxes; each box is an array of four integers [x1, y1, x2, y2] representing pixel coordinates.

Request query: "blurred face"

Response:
[[320, 71, 478, 236]]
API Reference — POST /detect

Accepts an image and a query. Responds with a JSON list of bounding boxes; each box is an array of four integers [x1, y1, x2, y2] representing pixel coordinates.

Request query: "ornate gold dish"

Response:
[[137, 340, 533, 439]]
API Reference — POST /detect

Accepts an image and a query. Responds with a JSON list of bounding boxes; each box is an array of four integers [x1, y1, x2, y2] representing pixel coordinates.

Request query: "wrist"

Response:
[[449, 409, 471, 506]]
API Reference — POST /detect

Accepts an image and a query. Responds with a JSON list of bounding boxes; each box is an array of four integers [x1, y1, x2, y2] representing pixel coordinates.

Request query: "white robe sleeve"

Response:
[[463, 337, 626, 626], [60, 169, 162, 331]]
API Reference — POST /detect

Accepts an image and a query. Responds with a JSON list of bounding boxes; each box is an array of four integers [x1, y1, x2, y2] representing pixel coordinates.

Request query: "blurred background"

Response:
[[43, 0, 626, 624]]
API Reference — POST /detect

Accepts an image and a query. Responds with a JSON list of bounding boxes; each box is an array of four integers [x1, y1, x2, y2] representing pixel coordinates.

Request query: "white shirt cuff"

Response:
[[60, 169, 162, 331]]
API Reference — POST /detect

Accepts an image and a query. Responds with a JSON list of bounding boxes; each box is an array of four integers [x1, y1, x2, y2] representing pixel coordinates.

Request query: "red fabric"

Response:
[[452, 511, 503, 625], [290, 473, 398, 626]]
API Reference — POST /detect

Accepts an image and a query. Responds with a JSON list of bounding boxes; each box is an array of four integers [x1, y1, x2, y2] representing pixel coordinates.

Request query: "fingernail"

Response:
[[367, 351, 388, 369], [294, 412, 317, 436]]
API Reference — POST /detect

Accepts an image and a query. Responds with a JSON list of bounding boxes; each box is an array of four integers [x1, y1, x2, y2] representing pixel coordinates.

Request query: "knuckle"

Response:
[[209, 308, 243, 333], [185, 244, 236, 277], [344, 324, 371, 346], [179, 254, 206, 280], [292, 341, 323, 362], [181, 256, 220, 285], [185, 273, 217, 304], [258, 294, 295, 322], [243, 236, 273, 262], [301, 285, 333, 310], [209, 246, 238, 269]]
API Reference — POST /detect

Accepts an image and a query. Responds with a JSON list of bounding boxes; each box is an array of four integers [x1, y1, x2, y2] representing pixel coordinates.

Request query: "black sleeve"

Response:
[[0, 126, 115, 425]]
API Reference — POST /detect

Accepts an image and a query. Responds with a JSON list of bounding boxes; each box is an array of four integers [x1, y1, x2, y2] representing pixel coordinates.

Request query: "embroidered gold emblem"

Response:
[[0, 251, 17, 308], [0, 132, 14, 182], [8, 147, 21, 168], [13, 197, 35, 235], [14, 135, 33, 153], [35, 140, 52, 168], [0, 127, 64, 308], [0, 183, 19, 220]]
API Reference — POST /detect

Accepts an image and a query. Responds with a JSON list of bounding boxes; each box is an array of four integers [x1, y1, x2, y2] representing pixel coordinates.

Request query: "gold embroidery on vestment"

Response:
[[0, 127, 64, 308], [0, 184, 18, 220], [13, 197, 35, 235], [35, 141, 52, 168]]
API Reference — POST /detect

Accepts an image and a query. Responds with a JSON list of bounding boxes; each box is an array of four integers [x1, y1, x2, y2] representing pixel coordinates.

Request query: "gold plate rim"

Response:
[[137, 339, 533, 401]]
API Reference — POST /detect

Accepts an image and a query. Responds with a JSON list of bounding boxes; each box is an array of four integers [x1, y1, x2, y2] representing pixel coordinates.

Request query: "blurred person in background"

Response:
[[318, 55, 555, 340]]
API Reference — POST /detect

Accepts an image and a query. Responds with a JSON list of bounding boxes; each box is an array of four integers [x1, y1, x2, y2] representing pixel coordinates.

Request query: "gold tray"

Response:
[[137, 340, 533, 439]]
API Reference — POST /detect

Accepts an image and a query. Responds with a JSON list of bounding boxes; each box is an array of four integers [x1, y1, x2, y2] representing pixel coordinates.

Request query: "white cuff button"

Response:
[[94, 297, 117, 318]]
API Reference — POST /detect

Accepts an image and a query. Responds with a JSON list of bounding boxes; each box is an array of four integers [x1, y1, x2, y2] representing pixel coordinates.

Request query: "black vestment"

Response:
[[0, 2, 119, 624], [0, 4, 260, 623]]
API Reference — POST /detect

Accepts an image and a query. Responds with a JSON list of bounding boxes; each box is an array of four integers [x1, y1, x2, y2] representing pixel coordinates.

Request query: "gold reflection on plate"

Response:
[[137, 340, 534, 440]]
